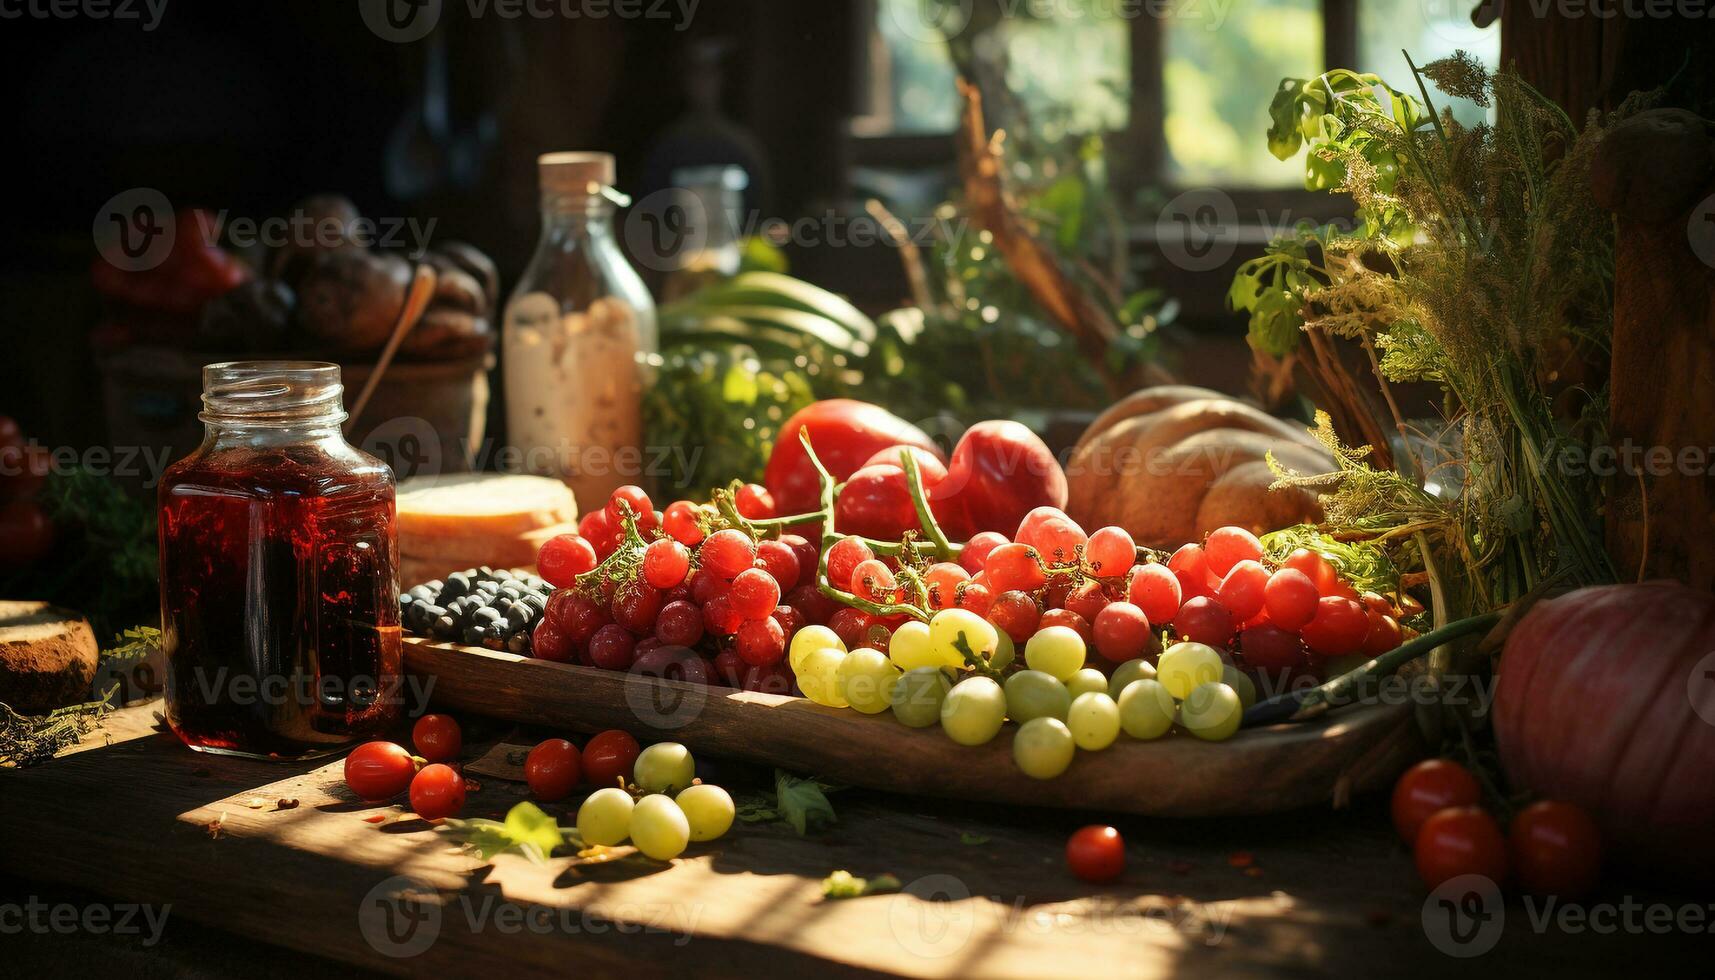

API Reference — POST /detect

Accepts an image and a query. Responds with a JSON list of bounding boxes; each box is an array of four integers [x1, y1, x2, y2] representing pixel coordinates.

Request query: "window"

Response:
[[858, 0, 1500, 190]]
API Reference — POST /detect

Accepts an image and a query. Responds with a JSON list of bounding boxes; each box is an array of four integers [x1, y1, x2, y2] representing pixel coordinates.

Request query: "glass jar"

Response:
[[158, 362, 401, 760], [504, 151, 657, 510]]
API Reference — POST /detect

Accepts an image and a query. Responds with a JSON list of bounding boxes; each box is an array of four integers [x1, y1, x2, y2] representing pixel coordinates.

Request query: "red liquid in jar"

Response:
[[159, 441, 400, 759]]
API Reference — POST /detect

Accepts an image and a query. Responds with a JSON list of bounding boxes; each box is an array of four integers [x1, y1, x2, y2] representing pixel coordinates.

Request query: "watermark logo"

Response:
[[623, 188, 715, 274], [623, 648, 710, 729], [359, 874, 444, 958], [887, 0, 974, 43], [1156, 188, 1239, 272], [358, 415, 445, 482], [1688, 194, 1715, 269], [1422, 873, 1504, 958], [93, 188, 174, 272], [888, 874, 976, 959], [1689, 650, 1715, 727], [360, 0, 442, 42]]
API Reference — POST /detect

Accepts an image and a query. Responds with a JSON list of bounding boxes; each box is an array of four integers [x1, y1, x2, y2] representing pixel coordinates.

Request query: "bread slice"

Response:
[[397, 473, 578, 540]]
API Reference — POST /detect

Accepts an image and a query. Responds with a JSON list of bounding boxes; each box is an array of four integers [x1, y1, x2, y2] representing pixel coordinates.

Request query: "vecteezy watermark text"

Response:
[[359, 0, 698, 42], [0, 0, 167, 29], [0, 897, 171, 947]]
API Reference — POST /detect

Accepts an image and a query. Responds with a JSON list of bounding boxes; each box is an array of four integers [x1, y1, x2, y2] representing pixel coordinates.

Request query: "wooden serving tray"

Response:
[[405, 637, 1421, 817]]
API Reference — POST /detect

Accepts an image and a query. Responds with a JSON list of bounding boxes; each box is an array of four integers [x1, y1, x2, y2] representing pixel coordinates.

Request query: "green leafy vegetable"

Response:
[[736, 770, 839, 835], [442, 802, 572, 863]]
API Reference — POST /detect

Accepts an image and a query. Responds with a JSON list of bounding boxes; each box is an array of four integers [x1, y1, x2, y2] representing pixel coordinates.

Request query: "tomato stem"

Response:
[[1242, 610, 1504, 727]]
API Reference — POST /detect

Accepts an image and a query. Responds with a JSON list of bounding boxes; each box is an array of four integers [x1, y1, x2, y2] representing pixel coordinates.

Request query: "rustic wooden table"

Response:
[[0, 705, 1700, 978]]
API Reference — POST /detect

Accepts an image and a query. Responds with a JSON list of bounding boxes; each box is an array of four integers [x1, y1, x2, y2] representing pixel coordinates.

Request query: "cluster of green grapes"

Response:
[[790, 608, 1256, 779], [574, 742, 735, 860]]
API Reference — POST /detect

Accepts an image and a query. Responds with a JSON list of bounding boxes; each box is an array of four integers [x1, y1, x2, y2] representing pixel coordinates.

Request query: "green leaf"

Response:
[[774, 771, 838, 836], [442, 802, 569, 864]]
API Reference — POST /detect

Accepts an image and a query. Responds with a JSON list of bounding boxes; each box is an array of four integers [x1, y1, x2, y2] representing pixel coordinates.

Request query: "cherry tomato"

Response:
[[1203, 526, 1263, 577], [1300, 597, 1369, 656], [411, 714, 462, 763], [344, 740, 419, 802], [825, 536, 875, 591], [1066, 825, 1125, 883], [730, 567, 784, 620], [642, 538, 691, 590], [1262, 568, 1319, 631], [1014, 507, 1087, 564], [582, 730, 641, 789], [735, 482, 775, 520], [1360, 609, 1403, 655], [1510, 800, 1601, 898], [605, 485, 653, 526], [735, 615, 787, 666], [536, 534, 597, 588], [1166, 543, 1212, 600], [1214, 560, 1269, 621], [1391, 759, 1482, 843], [765, 399, 940, 517], [984, 543, 1047, 594], [1171, 596, 1235, 647], [408, 763, 467, 820], [700, 529, 757, 581], [662, 500, 706, 546], [1415, 806, 1508, 891], [958, 531, 1010, 576], [1127, 563, 1182, 623], [923, 562, 971, 611], [755, 539, 802, 592], [1083, 526, 1136, 579], [524, 738, 583, 801], [1092, 602, 1151, 662]]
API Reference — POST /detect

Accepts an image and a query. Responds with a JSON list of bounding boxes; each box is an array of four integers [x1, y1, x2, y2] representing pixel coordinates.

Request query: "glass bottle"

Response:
[[504, 151, 657, 509], [158, 362, 401, 760]]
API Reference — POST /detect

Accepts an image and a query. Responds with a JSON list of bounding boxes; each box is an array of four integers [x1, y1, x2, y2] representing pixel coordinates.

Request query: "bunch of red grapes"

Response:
[[528, 483, 1416, 698], [530, 484, 829, 694]]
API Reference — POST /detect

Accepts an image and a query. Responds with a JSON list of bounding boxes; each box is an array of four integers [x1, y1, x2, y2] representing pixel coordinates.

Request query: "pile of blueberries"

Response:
[[400, 567, 553, 653]]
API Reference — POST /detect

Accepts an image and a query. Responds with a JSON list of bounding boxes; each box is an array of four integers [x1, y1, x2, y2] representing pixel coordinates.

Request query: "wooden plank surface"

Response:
[[1, 704, 1702, 979], [404, 637, 1418, 817]]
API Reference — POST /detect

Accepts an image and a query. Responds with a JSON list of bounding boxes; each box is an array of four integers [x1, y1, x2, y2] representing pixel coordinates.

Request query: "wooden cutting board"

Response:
[[405, 638, 1419, 817]]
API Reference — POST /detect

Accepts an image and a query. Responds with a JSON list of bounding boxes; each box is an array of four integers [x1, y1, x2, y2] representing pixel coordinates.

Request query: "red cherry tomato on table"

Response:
[[524, 738, 583, 802], [1391, 758, 1482, 843], [408, 763, 467, 820], [735, 482, 775, 520], [1083, 526, 1136, 579], [833, 463, 922, 540], [1300, 597, 1369, 656], [1166, 543, 1212, 600], [700, 529, 757, 581], [1214, 560, 1269, 621], [582, 729, 641, 790], [344, 740, 420, 802], [764, 399, 941, 518], [411, 714, 463, 764], [984, 543, 1048, 594], [1509, 800, 1601, 898], [642, 538, 691, 590], [1014, 506, 1087, 564], [536, 533, 598, 588], [1203, 526, 1263, 577], [1066, 825, 1126, 883], [1415, 806, 1508, 891], [1262, 568, 1319, 631], [605, 485, 653, 526]]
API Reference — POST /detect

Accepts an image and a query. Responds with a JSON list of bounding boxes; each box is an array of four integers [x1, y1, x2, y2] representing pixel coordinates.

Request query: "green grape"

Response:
[[988, 630, 1016, 671], [796, 646, 850, 707], [576, 787, 635, 846], [928, 609, 999, 668], [1108, 658, 1157, 698], [1118, 678, 1175, 740], [1221, 664, 1257, 710], [888, 620, 940, 672], [1004, 669, 1072, 724], [675, 783, 735, 842], [790, 625, 845, 674], [838, 647, 901, 714], [1011, 717, 1075, 779], [1179, 682, 1242, 741], [1024, 625, 1086, 681], [939, 676, 1006, 746], [633, 742, 695, 794], [629, 794, 691, 860], [1065, 667, 1109, 699], [1066, 691, 1120, 751], [891, 667, 953, 728], [1156, 641, 1222, 699]]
